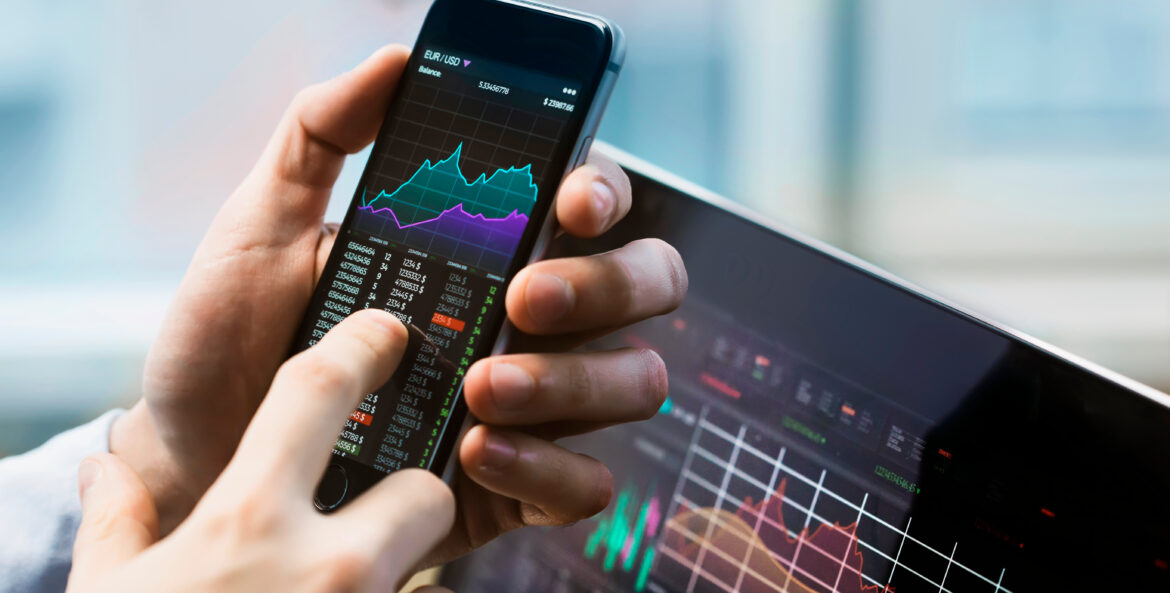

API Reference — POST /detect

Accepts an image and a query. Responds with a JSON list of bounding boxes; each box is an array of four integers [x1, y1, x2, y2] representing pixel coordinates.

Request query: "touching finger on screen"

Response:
[[234, 309, 408, 491]]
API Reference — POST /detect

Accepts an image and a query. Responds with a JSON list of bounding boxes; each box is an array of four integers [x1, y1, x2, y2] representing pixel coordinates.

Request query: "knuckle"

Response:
[[319, 548, 375, 591], [564, 357, 596, 409], [200, 490, 282, 541], [608, 248, 640, 315], [518, 501, 558, 527]]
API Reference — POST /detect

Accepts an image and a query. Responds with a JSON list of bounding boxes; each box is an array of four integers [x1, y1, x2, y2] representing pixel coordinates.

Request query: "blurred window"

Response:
[[2, 0, 1168, 454]]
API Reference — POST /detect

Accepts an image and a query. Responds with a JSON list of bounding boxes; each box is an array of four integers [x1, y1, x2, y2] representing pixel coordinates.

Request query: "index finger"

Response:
[[235, 310, 409, 491]]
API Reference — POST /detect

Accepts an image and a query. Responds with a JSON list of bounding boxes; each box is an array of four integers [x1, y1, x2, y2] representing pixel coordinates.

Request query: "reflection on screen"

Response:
[[439, 165, 1170, 592]]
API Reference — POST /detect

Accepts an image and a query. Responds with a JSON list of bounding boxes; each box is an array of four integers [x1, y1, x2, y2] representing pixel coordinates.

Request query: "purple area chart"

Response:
[[354, 144, 538, 275]]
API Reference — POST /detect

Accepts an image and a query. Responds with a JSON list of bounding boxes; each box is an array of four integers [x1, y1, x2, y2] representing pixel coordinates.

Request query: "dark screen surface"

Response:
[[291, 0, 615, 498], [439, 150, 1170, 591]]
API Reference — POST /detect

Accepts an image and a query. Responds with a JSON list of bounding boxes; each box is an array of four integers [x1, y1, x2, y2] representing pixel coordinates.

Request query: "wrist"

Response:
[[110, 401, 202, 534]]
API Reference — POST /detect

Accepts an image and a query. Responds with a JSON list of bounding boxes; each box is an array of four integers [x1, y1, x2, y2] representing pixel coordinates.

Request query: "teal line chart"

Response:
[[354, 143, 539, 274]]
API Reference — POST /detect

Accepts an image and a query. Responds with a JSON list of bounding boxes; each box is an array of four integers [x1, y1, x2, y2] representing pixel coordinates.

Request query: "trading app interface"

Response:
[[292, 47, 583, 473], [440, 171, 1170, 591]]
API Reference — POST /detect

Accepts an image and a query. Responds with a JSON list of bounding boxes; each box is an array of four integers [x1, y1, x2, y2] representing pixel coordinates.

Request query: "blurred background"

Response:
[[2, 0, 1169, 456]]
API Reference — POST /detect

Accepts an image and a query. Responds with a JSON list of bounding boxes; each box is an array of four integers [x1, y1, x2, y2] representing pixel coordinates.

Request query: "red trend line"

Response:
[[736, 479, 890, 593]]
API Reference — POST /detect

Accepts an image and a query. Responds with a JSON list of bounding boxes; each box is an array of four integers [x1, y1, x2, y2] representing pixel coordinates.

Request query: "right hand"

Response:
[[66, 310, 455, 593], [113, 45, 682, 542]]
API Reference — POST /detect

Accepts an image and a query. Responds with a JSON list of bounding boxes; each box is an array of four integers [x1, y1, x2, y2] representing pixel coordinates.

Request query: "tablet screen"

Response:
[[440, 156, 1170, 592]]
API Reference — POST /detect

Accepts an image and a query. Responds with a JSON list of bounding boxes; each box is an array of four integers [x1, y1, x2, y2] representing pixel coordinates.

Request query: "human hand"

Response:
[[68, 311, 454, 593], [113, 44, 686, 559]]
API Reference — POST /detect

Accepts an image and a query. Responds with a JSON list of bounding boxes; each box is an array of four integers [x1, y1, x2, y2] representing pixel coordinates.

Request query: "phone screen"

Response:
[[292, 24, 612, 486]]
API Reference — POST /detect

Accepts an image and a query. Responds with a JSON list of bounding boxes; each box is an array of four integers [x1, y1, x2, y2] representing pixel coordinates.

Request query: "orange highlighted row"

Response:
[[349, 410, 373, 426], [431, 312, 466, 332]]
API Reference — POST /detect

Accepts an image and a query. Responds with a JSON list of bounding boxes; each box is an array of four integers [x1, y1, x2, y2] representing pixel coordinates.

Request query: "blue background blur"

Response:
[[2, 0, 1169, 455]]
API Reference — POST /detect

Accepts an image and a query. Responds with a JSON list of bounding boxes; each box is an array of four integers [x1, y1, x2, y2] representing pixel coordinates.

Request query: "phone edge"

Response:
[[436, 9, 626, 486]]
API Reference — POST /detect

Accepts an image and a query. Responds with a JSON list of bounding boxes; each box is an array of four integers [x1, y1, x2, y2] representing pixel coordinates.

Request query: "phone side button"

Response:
[[576, 136, 593, 167], [314, 462, 349, 512]]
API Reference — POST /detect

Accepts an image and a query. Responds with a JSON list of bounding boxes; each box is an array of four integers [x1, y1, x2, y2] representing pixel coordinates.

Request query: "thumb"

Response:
[[67, 453, 159, 588]]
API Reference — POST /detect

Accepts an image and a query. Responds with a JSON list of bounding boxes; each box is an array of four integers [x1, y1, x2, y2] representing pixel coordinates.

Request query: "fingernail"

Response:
[[592, 180, 615, 228], [78, 458, 103, 504], [525, 273, 574, 324], [490, 362, 535, 410], [479, 432, 517, 471]]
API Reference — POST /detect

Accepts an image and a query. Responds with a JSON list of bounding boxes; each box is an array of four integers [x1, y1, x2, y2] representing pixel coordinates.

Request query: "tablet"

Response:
[[439, 143, 1170, 592]]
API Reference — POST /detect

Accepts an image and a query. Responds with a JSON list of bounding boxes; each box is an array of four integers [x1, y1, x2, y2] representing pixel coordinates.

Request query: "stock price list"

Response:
[[307, 231, 500, 472]]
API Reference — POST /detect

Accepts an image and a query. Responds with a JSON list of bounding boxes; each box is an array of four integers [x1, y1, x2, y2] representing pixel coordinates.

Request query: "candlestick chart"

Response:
[[585, 484, 665, 592]]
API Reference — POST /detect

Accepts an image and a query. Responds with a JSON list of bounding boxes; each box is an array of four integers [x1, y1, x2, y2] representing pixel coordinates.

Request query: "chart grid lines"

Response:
[[939, 543, 957, 593], [735, 446, 786, 592], [657, 410, 1014, 593], [693, 417, 1014, 592], [665, 500, 851, 593], [673, 475, 887, 590], [832, 493, 868, 593], [781, 469, 826, 592], [675, 459, 949, 592], [667, 490, 916, 593], [686, 442, 903, 572], [686, 424, 747, 593], [356, 77, 564, 275], [887, 516, 910, 588]]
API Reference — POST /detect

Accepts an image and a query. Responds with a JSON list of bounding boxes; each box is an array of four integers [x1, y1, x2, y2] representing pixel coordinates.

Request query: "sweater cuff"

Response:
[[0, 408, 125, 593]]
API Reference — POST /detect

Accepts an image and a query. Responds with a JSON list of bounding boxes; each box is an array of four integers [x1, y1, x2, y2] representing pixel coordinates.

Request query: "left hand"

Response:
[[111, 44, 687, 567], [68, 311, 455, 593]]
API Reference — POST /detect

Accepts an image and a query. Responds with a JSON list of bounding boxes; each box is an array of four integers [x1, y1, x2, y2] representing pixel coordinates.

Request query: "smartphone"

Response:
[[289, 0, 624, 511]]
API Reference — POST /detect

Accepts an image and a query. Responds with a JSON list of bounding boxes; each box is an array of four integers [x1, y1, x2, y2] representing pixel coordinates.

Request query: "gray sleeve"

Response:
[[0, 410, 124, 593]]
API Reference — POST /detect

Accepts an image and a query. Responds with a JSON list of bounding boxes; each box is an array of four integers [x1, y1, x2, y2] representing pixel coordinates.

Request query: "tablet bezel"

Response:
[[592, 140, 1170, 412]]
